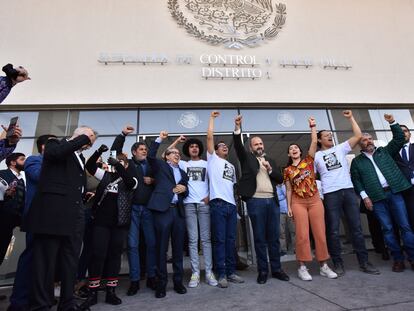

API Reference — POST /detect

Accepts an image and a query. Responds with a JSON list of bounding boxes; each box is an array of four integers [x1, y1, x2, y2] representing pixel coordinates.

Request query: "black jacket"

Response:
[[0, 168, 23, 218], [25, 135, 90, 236], [394, 143, 414, 183], [233, 132, 283, 201], [111, 134, 154, 205]]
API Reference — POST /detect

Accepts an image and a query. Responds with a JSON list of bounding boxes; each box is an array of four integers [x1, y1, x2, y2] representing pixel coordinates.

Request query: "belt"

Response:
[[170, 203, 178, 208], [383, 187, 391, 192]]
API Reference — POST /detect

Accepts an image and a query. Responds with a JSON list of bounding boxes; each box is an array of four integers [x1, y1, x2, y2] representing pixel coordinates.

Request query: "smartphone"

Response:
[[6, 116, 18, 138], [110, 150, 117, 159]]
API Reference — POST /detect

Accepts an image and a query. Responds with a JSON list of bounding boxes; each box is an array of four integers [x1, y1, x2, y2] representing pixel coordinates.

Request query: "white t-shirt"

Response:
[[314, 141, 354, 194], [179, 159, 209, 204], [207, 151, 236, 205]]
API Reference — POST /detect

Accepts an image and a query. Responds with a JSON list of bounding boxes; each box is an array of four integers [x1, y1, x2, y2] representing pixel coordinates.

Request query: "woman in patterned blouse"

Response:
[[284, 117, 337, 281]]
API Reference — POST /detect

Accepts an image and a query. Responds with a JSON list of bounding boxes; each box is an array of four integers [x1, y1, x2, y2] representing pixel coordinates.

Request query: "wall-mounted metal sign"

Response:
[[169, 0, 287, 49], [98, 53, 168, 65]]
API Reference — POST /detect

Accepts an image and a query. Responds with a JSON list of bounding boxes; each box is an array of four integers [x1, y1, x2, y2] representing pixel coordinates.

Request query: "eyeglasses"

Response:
[[217, 143, 227, 148], [167, 151, 181, 156]]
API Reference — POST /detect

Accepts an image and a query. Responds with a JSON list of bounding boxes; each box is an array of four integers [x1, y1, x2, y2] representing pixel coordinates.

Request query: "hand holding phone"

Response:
[[6, 117, 18, 139]]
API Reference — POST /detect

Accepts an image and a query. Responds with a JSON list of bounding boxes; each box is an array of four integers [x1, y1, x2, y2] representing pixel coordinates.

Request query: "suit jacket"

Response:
[[146, 140, 188, 216], [233, 132, 283, 201], [24, 135, 90, 236], [0, 168, 22, 217], [394, 143, 414, 182], [111, 133, 154, 205]]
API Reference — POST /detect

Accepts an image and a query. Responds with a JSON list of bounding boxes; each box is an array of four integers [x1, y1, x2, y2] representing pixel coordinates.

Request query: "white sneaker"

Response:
[[320, 264, 338, 279], [188, 273, 200, 288], [298, 265, 312, 281], [206, 272, 218, 287]]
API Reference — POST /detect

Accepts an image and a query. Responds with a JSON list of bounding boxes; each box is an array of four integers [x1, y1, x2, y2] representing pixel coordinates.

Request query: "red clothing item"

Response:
[[284, 155, 318, 198]]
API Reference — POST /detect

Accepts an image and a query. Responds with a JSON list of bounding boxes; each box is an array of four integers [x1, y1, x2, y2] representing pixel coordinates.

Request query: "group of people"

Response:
[[0, 106, 413, 311]]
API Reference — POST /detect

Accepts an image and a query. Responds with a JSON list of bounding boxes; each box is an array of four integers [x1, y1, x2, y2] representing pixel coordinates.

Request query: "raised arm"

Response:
[[147, 131, 168, 174], [233, 114, 247, 162], [383, 114, 406, 157], [308, 117, 318, 158], [207, 111, 220, 154], [44, 135, 92, 161], [344, 110, 362, 148], [110, 125, 134, 153], [85, 144, 109, 176]]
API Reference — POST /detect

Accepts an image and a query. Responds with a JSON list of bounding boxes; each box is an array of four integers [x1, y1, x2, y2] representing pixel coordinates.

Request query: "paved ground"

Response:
[[1, 251, 414, 311]]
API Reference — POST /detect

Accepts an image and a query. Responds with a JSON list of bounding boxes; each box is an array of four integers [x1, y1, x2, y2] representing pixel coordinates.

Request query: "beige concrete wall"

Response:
[[1, 0, 414, 105]]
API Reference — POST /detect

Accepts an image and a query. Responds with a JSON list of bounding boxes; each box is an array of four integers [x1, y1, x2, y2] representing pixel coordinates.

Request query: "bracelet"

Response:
[[309, 124, 316, 128]]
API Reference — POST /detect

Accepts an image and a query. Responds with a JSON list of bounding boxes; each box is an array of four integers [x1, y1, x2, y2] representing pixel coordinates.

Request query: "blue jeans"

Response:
[[185, 202, 213, 275], [324, 188, 368, 265], [127, 204, 156, 281], [373, 191, 414, 261], [210, 199, 237, 278], [246, 197, 281, 273]]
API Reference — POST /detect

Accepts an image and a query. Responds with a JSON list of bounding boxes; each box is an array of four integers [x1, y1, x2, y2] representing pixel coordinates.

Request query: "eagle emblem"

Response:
[[168, 0, 287, 49]]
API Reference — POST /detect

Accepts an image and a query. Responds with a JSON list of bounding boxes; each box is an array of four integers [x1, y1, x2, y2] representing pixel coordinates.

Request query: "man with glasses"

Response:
[[233, 115, 288, 284], [146, 131, 189, 298], [207, 111, 244, 288]]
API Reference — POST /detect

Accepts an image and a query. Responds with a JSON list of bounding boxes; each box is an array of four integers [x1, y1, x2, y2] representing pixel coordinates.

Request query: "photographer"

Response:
[[81, 145, 137, 309]]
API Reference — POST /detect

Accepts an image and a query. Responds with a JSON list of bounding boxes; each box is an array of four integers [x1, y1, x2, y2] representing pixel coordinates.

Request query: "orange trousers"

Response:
[[291, 193, 330, 262]]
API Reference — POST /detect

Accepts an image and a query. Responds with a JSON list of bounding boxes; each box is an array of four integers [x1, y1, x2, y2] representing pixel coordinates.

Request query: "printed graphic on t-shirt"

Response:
[[323, 152, 342, 171], [106, 183, 119, 193], [223, 163, 235, 182], [187, 167, 206, 182]]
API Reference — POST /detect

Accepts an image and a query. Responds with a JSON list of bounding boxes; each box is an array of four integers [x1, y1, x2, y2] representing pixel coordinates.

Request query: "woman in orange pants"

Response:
[[284, 117, 337, 281]]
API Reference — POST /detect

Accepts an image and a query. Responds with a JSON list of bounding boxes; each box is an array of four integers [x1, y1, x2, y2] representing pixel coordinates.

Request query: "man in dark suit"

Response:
[[0, 152, 26, 266], [8, 135, 56, 311], [146, 131, 188, 298], [110, 125, 157, 295], [233, 115, 288, 284], [25, 127, 96, 311], [394, 125, 414, 230]]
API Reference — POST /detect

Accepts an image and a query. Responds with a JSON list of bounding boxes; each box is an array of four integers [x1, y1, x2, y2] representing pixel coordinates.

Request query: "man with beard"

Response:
[[350, 114, 414, 272], [233, 115, 288, 284], [0, 153, 26, 266]]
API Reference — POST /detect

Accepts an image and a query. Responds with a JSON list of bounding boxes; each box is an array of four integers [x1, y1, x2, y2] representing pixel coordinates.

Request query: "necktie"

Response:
[[16, 178, 25, 213], [402, 145, 408, 162]]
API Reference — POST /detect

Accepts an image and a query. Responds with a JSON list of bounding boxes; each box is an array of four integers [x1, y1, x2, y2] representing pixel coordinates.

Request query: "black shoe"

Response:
[[146, 276, 158, 290], [360, 262, 380, 275], [271, 270, 290, 281], [173, 283, 187, 294], [79, 289, 97, 310], [126, 281, 140, 296], [236, 260, 249, 271], [105, 287, 122, 305], [257, 272, 268, 284], [155, 286, 166, 298], [0, 295, 7, 301], [333, 262, 345, 277], [7, 305, 29, 311], [382, 250, 390, 261]]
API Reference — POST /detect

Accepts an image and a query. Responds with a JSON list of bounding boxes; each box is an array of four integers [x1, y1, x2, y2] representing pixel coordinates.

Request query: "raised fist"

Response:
[[235, 115, 243, 126], [98, 144, 109, 153], [211, 111, 220, 118], [122, 125, 135, 136], [343, 110, 353, 119], [159, 131, 168, 140], [384, 113, 395, 124], [308, 117, 316, 127]]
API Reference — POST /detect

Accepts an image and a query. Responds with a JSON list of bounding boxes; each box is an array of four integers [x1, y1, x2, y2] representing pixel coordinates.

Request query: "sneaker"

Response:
[[206, 272, 218, 287], [217, 277, 228, 288], [227, 273, 244, 283], [188, 273, 200, 288], [297, 265, 312, 281], [320, 264, 338, 279], [333, 262, 345, 277]]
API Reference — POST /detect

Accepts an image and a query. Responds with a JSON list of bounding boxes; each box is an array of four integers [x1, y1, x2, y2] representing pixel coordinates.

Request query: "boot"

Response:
[[105, 287, 122, 305], [79, 289, 97, 310]]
